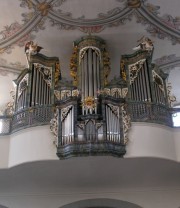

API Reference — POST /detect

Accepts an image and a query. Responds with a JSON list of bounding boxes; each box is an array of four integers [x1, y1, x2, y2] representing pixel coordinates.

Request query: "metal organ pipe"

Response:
[[93, 52, 97, 98], [141, 66, 147, 101], [81, 48, 100, 115], [88, 48, 93, 97], [105, 104, 121, 143], [144, 62, 151, 101]]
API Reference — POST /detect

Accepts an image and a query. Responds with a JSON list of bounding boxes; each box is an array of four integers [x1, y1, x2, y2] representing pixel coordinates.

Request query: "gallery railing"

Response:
[[128, 101, 173, 127], [0, 105, 53, 135], [0, 103, 179, 136]]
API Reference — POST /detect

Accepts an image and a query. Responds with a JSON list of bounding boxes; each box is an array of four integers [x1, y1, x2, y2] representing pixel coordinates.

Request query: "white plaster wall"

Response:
[[0, 123, 180, 168], [0, 135, 10, 168], [0, 188, 180, 208], [173, 128, 180, 162], [8, 125, 58, 167], [126, 123, 176, 161]]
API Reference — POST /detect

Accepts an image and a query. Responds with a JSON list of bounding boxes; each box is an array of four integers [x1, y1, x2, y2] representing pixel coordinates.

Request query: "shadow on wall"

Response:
[[59, 198, 143, 208], [0, 205, 8, 208]]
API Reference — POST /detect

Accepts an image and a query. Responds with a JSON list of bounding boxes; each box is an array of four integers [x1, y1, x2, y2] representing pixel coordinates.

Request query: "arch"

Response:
[[0, 205, 8, 208], [59, 198, 143, 208]]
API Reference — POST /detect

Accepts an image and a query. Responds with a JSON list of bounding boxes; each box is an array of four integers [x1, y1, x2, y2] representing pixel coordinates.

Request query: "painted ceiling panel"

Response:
[[56, 0, 125, 19], [148, 0, 180, 17]]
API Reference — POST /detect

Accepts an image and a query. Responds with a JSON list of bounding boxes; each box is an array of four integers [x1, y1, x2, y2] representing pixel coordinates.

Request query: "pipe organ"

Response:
[[52, 36, 130, 159], [9, 35, 172, 159]]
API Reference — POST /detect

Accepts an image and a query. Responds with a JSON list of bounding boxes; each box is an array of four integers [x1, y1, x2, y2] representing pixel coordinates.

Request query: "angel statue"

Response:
[[133, 36, 154, 52], [25, 41, 43, 66]]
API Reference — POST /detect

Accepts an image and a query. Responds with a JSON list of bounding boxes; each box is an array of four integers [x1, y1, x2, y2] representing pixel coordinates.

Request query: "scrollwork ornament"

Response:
[[70, 46, 78, 86], [103, 50, 111, 86], [122, 88, 128, 98], [108, 104, 119, 117], [34, 63, 52, 86], [55, 62, 61, 87], [104, 88, 111, 96], [121, 104, 131, 144], [61, 105, 73, 121], [54, 90, 61, 100], [167, 83, 176, 107], [50, 108, 59, 147], [96, 122, 103, 130], [152, 70, 164, 92], [129, 59, 145, 84], [111, 88, 121, 97], [72, 89, 79, 97], [61, 90, 71, 99], [120, 59, 126, 81]]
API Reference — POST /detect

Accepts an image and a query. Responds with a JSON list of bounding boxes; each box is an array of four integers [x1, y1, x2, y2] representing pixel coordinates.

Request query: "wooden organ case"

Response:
[[13, 53, 60, 131], [121, 49, 171, 125], [52, 36, 130, 159]]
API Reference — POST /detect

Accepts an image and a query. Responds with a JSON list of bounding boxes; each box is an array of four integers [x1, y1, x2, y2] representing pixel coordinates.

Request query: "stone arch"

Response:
[[0, 205, 8, 208], [59, 198, 143, 208]]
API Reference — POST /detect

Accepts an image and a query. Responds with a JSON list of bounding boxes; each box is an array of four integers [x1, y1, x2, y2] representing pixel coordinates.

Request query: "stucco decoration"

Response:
[[154, 54, 180, 72], [0, 0, 180, 57]]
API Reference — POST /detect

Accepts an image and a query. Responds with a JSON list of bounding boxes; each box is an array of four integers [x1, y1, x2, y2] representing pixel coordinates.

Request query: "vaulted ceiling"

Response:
[[0, 0, 180, 109]]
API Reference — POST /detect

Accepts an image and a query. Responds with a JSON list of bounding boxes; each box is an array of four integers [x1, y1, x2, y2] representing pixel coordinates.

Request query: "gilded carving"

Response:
[[61, 105, 73, 121], [167, 83, 176, 107], [108, 104, 119, 117], [152, 70, 164, 92], [120, 59, 126, 81], [103, 50, 111, 86], [72, 89, 79, 97], [34, 63, 52, 86], [54, 90, 61, 100], [37, 2, 51, 16], [121, 104, 131, 144], [128, 59, 145, 84], [111, 88, 121, 97], [50, 109, 58, 147], [61, 90, 71, 99], [55, 62, 61, 87], [82, 96, 97, 110], [127, 0, 141, 8], [70, 46, 78, 86], [104, 88, 111, 96], [122, 88, 128, 98]]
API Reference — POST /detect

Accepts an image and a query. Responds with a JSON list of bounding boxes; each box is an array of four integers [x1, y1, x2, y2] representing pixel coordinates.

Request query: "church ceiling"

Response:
[[0, 0, 180, 104]]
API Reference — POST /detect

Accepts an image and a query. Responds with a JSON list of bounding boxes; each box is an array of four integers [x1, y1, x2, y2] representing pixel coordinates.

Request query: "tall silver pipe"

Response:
[[144, 63, 151, 101], [84, 52, 88, 98], [62, 119, 65, 145], [35, 68, 39, 105], [46, 83, 48, 105], [69, 109, 72, 143], [24, 89, 27, 108], [88, 49, 93, 97], [93, 52, 97, 98], [71, 106, 74, 142], [38, 71, 42, 105], [141, 67, 147, 101], [41, 73, 44, 105], [81, 59, 85, 115], [97, 56, 100, 91], [109, 106, 112, 141]]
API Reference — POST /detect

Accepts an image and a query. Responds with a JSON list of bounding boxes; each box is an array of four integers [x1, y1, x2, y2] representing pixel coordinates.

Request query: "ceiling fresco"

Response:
[[0, 0, 180, 107]]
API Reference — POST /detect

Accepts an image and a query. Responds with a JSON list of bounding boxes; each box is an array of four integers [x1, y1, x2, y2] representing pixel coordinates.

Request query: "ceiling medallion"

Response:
[[127, 0, 141, 8]]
